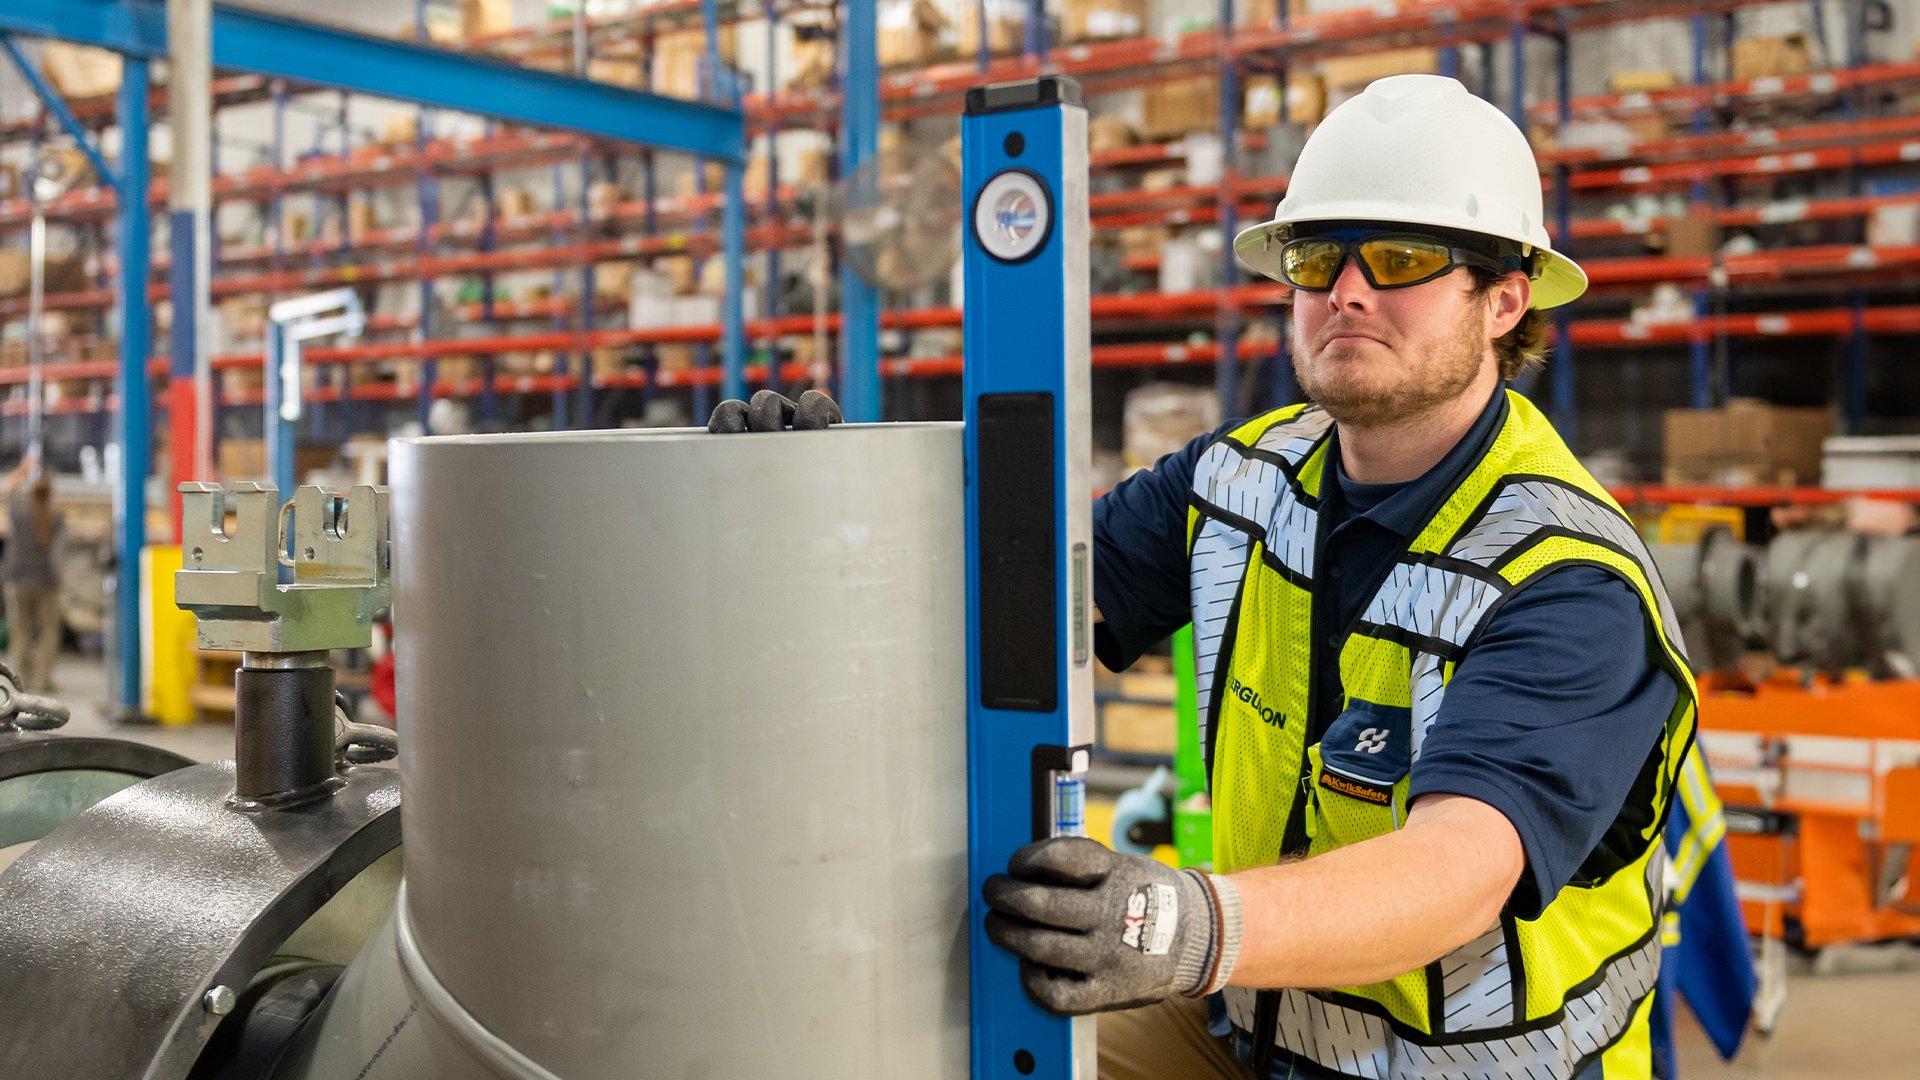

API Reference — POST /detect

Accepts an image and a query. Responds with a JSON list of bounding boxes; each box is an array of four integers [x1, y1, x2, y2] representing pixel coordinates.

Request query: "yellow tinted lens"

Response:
[[1281, 239, 1344, 288], [1359, 237, 1452, 286]]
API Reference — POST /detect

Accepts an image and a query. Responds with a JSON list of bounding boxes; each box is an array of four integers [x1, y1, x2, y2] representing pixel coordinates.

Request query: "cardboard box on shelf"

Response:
[[1730, 33, 1813, 82], [1625, 115, 1673, 143], [654, 343, 699, 372], [587, 179, 623, 219], [595, 260, 636, 300], [788, 144, 833, 189], [381, 113, 418, 146], [215, 296, 269, 352], [1658, 217, 1718, 257], [878, 0, 953, 68], [1100, 701, 1176, 757], [41, 42, 120, 99], [1088, 115, 1137, 155], [347, 196, 379, 239], [671, 161, 730, 201], [788, 17, 837, 90], [1608, 71, 1681, 95], [1320, 47, 1439, 90], [1243, 76, 1282, 129], [1061, 0, 1148, 44], [1289, 72, 1328, 126], [218, 440, 338, 483], [1117, 226, 1167, 264], [960, 0, 1027, 57], [496, 187, 537, 221], [0, 251, 85, 300], [1141, 76, 1219, 141], [587, 58, 644, 88], [654, 254, 698, 296], [1124, 383, 1221, 470], [1243, 73, 1327, 129], [217, 367, 265, 400], [462, 0, 513, 40], [652, 27, 739, 98], [1663, 398, 1832, 486], [436, 357, 481, 385]]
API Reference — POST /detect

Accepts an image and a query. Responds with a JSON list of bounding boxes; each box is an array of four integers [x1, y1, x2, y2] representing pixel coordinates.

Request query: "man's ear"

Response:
[[1486, 272, 1531, 338]]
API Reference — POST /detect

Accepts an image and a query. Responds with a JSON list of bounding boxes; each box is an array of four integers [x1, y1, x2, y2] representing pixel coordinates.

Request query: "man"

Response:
[[982, 75, 1697, 1080], [2, 457, 63, 694]]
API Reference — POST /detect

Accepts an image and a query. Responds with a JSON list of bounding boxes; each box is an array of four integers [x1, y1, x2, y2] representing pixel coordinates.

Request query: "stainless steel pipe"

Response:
[[284, 423, 971, 1078]]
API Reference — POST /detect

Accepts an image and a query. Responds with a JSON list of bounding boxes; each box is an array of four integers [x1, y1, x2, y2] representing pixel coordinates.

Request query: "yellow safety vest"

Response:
[[1186, 390, 1698, 1079]]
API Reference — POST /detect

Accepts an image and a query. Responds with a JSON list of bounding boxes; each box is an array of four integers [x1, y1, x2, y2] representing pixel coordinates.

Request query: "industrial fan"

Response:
[[828, 144, 962, 292]]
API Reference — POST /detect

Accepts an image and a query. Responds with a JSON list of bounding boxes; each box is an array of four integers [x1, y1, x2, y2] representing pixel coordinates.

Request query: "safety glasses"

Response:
[[1277, 233, 1514, 292]]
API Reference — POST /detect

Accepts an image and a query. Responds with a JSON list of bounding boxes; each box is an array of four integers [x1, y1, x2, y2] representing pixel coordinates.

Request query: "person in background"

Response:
[[3, 459, 64, 693]]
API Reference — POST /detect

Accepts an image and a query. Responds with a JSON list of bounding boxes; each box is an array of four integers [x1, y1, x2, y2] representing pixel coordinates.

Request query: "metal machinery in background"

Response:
[[0, 478, 398, 1077], [1650, 525, 1920, 678], [1648, 516, 1920, 1029], [0, 76, 1092, 1079], [0, 664, 191, 876]]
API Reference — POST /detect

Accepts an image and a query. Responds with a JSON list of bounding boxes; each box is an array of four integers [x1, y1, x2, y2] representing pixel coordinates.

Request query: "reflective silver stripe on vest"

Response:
[[1360, 562, 1504, 650], [1193, 441, 1287, 533], [1409, 651, 1447, 764], [1191, 516, 1252, 740], [1189, 409, 1333, 745], [1448, 480, 1687, 660], [1440, 925, 1516, 1032], [1222, 932, 1660, 1079]]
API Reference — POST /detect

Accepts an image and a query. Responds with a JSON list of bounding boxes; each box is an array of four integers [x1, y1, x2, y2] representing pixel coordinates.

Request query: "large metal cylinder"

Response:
[[309, 424, 971, 1078]]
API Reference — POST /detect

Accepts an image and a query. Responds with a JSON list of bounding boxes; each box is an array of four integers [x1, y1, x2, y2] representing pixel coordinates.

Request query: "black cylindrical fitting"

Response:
[[233, 662, 337, 807]]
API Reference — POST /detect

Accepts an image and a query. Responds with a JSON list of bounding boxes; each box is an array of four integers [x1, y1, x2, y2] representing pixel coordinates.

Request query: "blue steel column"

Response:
[[549, 162, 571, 427], [838, 0, 880, 420], [1266, 0, 1294, 404], [761, 0, 784, 347], [415, 2, 441, 431], [1215, 0, 1241, 416], [114, 58, 152, 716], [1842, 0, 1867, 434], [1686, 12, 1711, 408], [1551, 18, 1577, 436], [265, 322, 294, 499], [1847, 297, 1868, 433], [477, 164, 500, 426], [708, 0, 745, 402]]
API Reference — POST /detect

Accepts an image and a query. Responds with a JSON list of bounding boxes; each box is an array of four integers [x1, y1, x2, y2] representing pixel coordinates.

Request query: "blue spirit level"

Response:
[[963, 75, 1096, 1080]]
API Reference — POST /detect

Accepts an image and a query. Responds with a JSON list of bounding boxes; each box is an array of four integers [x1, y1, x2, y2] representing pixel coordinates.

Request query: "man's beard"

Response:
[[1292, 309, 1486, 429]]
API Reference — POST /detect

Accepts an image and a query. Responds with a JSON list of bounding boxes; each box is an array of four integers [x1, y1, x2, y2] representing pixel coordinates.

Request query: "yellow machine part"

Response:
[[140, 545, 198, 726]]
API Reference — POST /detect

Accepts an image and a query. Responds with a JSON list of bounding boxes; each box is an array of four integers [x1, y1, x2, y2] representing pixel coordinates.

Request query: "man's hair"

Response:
[[1466, 267, 1549, 380]]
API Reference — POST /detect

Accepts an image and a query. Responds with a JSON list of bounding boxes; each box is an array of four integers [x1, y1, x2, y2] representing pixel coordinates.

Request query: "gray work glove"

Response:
[[982, 836, 1242, 1016]]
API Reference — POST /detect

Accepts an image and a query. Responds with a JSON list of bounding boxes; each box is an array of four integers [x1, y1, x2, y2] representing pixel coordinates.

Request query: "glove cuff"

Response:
[[1182, 871, 1244, 998]]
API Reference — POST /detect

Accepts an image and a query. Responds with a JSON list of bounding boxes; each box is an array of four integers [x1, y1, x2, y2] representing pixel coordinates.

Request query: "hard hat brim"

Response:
[[1232, 217, 1589, 310]]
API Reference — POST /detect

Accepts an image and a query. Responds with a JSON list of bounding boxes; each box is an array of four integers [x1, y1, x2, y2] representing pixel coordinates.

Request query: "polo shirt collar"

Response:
[[1324, 383, 1510, 540]]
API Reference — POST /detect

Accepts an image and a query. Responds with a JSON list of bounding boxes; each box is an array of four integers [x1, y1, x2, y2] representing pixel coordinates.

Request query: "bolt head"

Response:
[[203, 985, 236, 1016]]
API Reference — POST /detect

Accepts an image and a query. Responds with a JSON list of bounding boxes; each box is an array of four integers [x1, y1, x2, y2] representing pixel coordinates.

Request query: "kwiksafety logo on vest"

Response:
[[1228, 677, 1286, 728]]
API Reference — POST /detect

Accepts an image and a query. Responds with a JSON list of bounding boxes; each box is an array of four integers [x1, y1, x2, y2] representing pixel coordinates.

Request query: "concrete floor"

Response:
[[38, 652, 1920, 1076]]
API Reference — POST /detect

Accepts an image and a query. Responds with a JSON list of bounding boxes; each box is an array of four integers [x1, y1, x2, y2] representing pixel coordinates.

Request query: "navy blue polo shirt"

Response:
[[1093, 386, 1676, 917]]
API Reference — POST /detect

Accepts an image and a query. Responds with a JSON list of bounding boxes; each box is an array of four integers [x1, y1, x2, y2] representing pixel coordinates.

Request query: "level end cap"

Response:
[[965, 75, 1084, 116]]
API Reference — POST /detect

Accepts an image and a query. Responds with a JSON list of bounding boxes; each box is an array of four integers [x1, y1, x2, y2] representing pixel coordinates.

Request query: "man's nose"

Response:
[[1325, 259, 1377, 313]]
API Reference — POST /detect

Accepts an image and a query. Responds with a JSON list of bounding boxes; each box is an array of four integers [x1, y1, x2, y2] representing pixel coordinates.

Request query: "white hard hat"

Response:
[[1233, 74, 1587, 309]]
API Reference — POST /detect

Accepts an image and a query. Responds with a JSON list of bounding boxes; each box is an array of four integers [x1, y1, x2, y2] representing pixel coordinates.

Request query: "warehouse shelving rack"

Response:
[[0, 0, 746, 713], [7, 1, 1915, 452]]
